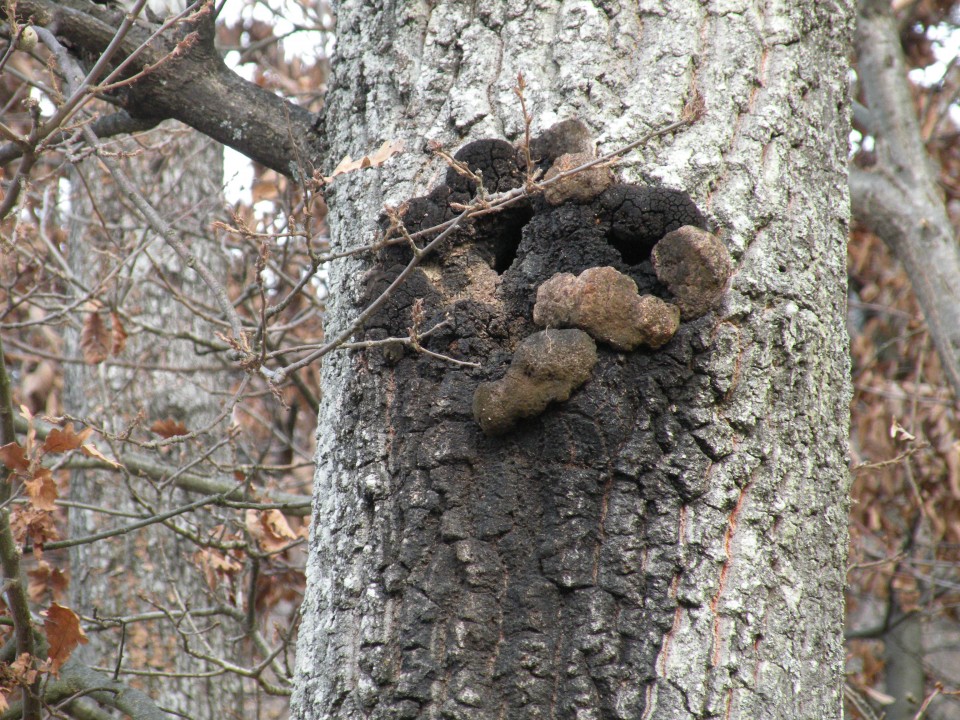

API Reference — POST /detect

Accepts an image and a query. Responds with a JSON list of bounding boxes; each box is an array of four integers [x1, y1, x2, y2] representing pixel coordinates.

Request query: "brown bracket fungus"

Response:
[[542, 152, 615, 205], [651, 225, 733, 319], [362, 122, 731, 440], [533, 266, 680, 351], [473, 329, 597, 436]]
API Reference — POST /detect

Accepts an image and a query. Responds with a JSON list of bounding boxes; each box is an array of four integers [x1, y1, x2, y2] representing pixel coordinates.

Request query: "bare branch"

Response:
[[12, 414, 312, 515], [0, 335, 41, 720], [14, 0, 322, 177]]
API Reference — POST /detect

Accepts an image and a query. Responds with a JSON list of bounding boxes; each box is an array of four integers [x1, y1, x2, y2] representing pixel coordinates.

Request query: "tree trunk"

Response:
[[65, 126, 244, 717], [292, 2, 853, 719]]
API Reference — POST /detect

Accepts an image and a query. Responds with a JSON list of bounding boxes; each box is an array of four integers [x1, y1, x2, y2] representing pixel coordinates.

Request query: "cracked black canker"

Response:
[[598, 184, 706, 264], [338, 123, 732, 720], [445, 138, 525, 196]]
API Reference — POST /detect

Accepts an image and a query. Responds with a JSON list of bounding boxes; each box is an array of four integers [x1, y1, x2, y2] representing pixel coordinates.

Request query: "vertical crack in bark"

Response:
[[709, 482, 749, 669]]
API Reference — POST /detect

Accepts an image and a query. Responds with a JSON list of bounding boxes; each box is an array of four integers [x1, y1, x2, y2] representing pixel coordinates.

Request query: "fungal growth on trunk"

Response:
[[652, 225, 734, 320], [361, 120, 732, 438], [533, 266, 681, 352], [329, 119, 743, 718], [473, 329, 598, 436]]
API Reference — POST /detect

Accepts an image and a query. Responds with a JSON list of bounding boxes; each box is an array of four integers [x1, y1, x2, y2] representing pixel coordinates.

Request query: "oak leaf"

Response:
[[28, 561, 69, 603], [324, 139, 404, 183], [42, 423, 93, 454], [246, 509, 298, 553], [42, 603, 88, 674], [9, 506, 59, 550], [194, 545, 243, 591], [0, 442, 29, 471], [80, 311, 110, 365], [24, 467, 57, 511], [150, 418, 189, 438]]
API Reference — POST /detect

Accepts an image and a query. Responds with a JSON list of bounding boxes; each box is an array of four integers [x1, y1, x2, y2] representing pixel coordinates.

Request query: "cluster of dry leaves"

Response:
[[846, 226, 960, 711], [0, 412, 112, 708], [1, 412, 116, 516], [0, 604, 87, 713]]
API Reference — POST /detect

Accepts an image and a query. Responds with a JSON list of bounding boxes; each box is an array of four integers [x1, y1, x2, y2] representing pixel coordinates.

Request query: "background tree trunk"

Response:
[[64, 125, 244, 718], [292, 2, 853, 719]]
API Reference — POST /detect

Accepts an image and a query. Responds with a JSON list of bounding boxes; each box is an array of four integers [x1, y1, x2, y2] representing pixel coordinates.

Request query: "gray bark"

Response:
[[292, 2, 853, 719], [64, 127, 244, 717]]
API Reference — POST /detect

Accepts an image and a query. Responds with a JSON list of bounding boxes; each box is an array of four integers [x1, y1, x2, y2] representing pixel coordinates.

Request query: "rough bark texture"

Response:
[[292, 2, 852, 719], [65, 127, 244, 717]]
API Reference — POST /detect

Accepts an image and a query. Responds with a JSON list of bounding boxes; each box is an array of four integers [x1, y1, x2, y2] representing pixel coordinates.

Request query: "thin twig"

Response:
[[272, 207, 473, 382], [44, 490, 239, 551]]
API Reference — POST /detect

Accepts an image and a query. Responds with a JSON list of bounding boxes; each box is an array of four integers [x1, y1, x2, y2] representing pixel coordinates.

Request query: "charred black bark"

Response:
[[330, 134, 729, 718]]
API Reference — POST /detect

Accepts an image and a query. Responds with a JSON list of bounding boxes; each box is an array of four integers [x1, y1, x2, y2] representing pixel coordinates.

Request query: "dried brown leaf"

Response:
[[368, 139, 403, 165], [254, 567, 305, 614], [0, 442, 29, 472], [42, 603, 88, 674], [78, 443, 121, 468], [19, 405, 36, 454], [150, 418, 189, 438], [246, 509, 297, 553], [324, 139, 404, 182], [9, 653, 37, 685], [194, 547, 243, 591], [42, 423, 91, 454], [889, 420, 915, 442], [28, 561, 69, 603], [24, 468, 57, 511], [10, 506, 60, 549], [252, 171, 281, 203], [109, 312, 127, 355], [80, 312, 110, 365]]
